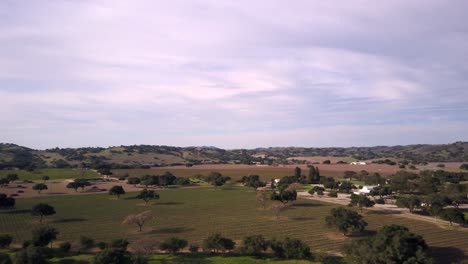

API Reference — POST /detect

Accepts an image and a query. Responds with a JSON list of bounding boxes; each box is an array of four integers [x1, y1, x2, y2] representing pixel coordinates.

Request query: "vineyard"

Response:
[[0, 187, 466, 263]]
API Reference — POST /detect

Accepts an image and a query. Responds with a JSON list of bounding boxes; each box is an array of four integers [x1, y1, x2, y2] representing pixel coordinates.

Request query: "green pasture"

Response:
[[0, 169, 99, 181], [0, 187, 466, 263]]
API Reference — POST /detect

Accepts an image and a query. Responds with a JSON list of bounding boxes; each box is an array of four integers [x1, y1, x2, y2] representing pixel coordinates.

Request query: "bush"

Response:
[[97, 242, 108, 250], [436, 164, 445, 168], [16, 246, 46, 264], [203, 233, 236, 253], [240, 235, 269, 255], [375, 198, 385, 204], [0, 252, 11, 264], [328, 190, 338, 198], [189, 244, 199, 253], [159, 237, 188, 254], [59, 242, 71, 253], [270, 237, 311, 259], [93, 248, 129, 264], [80, 235, 94, 249], [111, 239, 129, 250], [0, 234, 12, 248]]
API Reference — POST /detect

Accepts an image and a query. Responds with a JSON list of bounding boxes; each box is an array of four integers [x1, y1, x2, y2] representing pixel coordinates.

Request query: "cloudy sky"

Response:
[[1, 1, 468, 149]]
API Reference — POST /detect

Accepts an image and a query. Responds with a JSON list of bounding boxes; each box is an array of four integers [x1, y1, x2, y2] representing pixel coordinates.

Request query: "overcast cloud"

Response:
[[1, 0, 468, 149]]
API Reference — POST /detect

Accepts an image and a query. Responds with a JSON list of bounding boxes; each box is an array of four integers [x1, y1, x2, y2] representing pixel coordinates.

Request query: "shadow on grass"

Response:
[[348, 230, 377, 238], [0, 209, 30, 215], [366, 210, 402, 215], [292, 202, 323, 208], [56, 259, 89, 264], [158, 254, 214, 264], [430, 246, 466, 264], [155, 202, 184, 206], [149, 227, 194, 234], [52, 218, 87, 223], [291, 217, 316, 221]]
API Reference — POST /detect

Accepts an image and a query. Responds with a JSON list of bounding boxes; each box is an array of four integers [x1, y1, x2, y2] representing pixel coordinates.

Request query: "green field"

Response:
[[0, 187, 467, 263], [0, 169, 99, 181]]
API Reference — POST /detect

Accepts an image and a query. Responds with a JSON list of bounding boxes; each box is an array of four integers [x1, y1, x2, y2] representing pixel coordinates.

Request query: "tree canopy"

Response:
[[325, 207, 367, 235]]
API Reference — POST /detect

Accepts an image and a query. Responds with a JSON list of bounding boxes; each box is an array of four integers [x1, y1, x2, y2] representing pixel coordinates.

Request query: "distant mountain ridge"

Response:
[[0, 142, 467, 170]]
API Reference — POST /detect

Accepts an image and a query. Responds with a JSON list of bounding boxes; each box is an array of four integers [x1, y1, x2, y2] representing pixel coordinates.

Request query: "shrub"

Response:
[[270, 237, 311, 259], [203, 233, 235, 253], [159, 237, 188, 254], [0, 234, 12, 248], [375, 198, 385, 204], [240, 235, 269, 255], [59, 242, 71, 253], [328, 190, 338, 198]]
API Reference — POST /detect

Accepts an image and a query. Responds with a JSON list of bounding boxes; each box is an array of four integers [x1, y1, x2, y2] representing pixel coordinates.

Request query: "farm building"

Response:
[[354, 185, 377, 195], [350, 161, 367, 165]]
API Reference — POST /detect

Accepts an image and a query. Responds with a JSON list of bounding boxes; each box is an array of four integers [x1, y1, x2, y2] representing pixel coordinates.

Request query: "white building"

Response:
[[353, 185, 377, 195], [350, 161, 367, 165]]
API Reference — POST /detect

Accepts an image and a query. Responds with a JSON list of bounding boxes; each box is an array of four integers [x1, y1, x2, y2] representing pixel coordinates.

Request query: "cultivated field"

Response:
[[0, 187, 466, 263], [0, 169, 99, 181]]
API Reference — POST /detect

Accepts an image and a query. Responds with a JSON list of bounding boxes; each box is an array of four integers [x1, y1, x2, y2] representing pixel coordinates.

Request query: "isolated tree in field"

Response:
[[41, 175, 50, 183], [32, 183, 48, 194], [127, 177, 141, 187], [440, 208, 465, 226], [344, 225, 432, 264], [123, 210, 153, 232], [241, 175, 266, 190], [241, 235, 269, 255], [6, 174, 18, 183], [271, 203, 291, 220], [0, 234, 12, 248], [0, 193, 15, 208], [203, 233, 235, 253], [344, 171, 357, 180], [136, 189, 159, 205], [66, 182, 80, 192], [325, 207, 367, 236], [109, 185, 125, 199], [76, 179, 91, 191], [159, 237, 188, 254], [32, 226, 59, 247], [31, 203, 56, 222], [396, 196, 421, 213], [349, 194, 375, 212], [256, 190, 269, 209], [271, 190, 297, 204]]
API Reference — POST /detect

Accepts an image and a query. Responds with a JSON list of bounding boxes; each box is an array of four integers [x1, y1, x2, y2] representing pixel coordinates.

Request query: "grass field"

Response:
[[0, 169, 99, 181], [0, 187, 466, 262]]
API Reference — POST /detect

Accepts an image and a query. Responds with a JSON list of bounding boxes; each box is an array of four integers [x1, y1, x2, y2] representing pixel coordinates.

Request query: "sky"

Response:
[[1, 0, 468, 149]]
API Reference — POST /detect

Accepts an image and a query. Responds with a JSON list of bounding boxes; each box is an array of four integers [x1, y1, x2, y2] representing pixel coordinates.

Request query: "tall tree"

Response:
[[109, 186, 126, 199], [32, 183, 48, 194], [123, 211, 153, 232], [136, 189, 159, 205], [325, 207, 367, 236], [31, 203, 56, 222]]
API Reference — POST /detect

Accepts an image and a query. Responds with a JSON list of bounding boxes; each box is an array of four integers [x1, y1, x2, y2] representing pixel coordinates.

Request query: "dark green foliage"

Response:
[[460, 163, 468, 170], [349, 194, 375, 212], [241, 175, 266, 189], [32, 183, 47, 194], [136, 189, 159, 204], [294, 167, 302, 180], [32, 226, 58, 247], [203, 233, 235, 253], [344, 225, 433, 264], [31, 203, 56, 222], [328, 190, 338, 197], [307, 166, 320, 183], [174, 177, 191, 185], [0, 193, 15, 208], [422, 194, 449, 216], [322, 160, 331, 164], [0, 252, 11, 264], [271, 190, 297, 204], [189, 244, 199, 253], [15, 246, 46, 264], [59, 241, 71, 253], [325, 207, 367, 235], [97, 168, 113, 175], [343, 171, 357, 180], [240, 235, 269, 255], [205, 172, 230, 188], [308, 186, 325, 196], [440, 208, 465, 225], [369, 185, 392, 197], [6, 174, 18, 182], [80, 236, 95, 249], [131, 255, 149, 264], [396, 196, 421, 213], [159, 237, 188, 254], [338, 181, 355, 194], [93, 247, 129, 264], [108, 186, 125, 199], [0, 234, 12, 248], [270, 237, 311, 259], [111, 239, 129, 250], [363, 173, 386, 185]]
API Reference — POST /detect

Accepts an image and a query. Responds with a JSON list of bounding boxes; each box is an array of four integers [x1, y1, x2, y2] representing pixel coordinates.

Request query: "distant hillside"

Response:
[[0, 142, 467, 170]]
